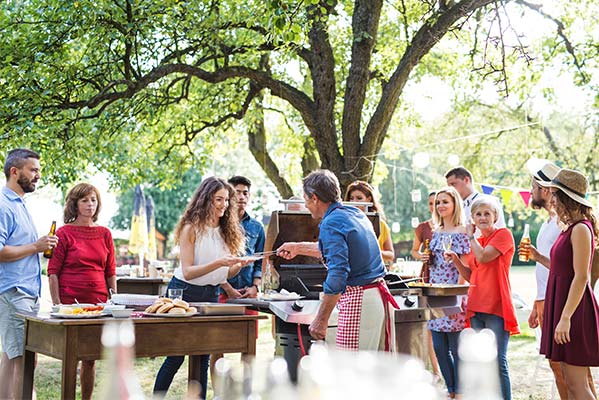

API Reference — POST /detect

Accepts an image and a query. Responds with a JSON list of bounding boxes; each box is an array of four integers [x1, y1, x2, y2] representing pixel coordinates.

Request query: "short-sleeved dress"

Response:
[[427, 232, 470, 332], [540, 220, 599, 366]]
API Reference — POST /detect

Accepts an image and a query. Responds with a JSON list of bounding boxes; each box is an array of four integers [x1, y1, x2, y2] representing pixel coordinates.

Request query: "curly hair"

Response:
[[344, 180, 386, 221], [63, 183, 102, 223], [174, 176, 245, 255], [554, 190, 599, 238]]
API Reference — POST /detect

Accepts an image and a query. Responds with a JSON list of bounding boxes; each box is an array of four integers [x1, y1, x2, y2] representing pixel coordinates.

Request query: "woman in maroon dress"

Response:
[[541, 169, 599, 400], [48, 183, 116, 400]]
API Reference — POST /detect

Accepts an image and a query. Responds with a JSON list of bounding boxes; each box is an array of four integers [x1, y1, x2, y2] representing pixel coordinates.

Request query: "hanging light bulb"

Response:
[[391, 222, 400, 233], [411, 217, 420, 228], [412, 152, 430, 168], [447, 154, 460, 166], [411, 189, 422, 203], [507, 216, 515, 228]]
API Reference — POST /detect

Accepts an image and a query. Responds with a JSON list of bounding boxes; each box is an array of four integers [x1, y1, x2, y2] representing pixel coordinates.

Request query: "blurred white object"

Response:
[[459, 328, 502, 400], [297, 342, 441, 399]]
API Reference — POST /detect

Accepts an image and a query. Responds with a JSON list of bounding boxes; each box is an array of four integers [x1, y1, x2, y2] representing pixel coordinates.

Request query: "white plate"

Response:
[[238, 255, 262, 261], [258, 293, 304, 301], [142, 311, 198, 318], [50, 312, 107, 319]]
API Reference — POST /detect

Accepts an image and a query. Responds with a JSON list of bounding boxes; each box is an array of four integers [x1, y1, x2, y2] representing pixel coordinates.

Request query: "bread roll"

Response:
[[173, 299, 190, 310], [156, 302, 175, 314], [187, 307, 198, 314], [146, 300, 165, 313], [168, 306, 186, 314]]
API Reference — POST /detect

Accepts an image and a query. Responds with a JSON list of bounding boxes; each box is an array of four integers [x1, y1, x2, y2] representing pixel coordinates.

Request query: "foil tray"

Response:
[[188, 302, 247, 316]]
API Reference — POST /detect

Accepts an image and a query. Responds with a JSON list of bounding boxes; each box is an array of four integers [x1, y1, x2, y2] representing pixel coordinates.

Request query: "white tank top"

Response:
[[174, 226, 231, 286]]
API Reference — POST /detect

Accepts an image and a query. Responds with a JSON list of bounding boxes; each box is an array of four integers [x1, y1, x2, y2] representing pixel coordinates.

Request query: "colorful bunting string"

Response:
[[519, 191, 531, 207], [481, 185, 495, 195]]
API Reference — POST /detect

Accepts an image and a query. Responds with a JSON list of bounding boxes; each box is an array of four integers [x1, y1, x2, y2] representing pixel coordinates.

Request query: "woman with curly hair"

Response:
[[153, 176, 253, 399], [344, 180, 395, 264]]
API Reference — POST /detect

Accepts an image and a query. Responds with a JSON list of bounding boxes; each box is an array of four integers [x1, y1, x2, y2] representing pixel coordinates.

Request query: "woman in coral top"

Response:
[[48, 183, 116, 400], [448, 196, 519, 400]]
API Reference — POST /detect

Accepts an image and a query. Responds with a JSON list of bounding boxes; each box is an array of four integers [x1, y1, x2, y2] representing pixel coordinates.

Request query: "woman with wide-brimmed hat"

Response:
[[540, 168, 599, 399]]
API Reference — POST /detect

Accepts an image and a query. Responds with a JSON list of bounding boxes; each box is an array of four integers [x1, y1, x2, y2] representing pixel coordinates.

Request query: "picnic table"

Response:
[[17, 311, 265, 400]]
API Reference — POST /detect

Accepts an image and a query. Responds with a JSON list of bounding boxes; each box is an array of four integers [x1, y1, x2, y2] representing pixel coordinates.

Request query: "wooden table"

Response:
[[17, 312, 266, 400], [116, 277, 169, 295]]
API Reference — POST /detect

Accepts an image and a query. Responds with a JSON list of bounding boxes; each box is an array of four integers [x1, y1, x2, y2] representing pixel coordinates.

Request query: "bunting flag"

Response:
[[500, 189, 513, 205], [481, 185, 495, 195], [519, 191, 532, 207]]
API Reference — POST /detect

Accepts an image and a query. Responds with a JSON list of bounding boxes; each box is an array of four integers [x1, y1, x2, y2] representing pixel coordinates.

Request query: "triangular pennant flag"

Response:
[[519, 191, 531, 207], [481, 184, 495, 195], [500, 189, 513, 205]]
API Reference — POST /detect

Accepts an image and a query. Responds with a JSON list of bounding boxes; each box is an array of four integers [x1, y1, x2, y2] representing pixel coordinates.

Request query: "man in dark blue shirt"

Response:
[[278, 170, 394, 351]]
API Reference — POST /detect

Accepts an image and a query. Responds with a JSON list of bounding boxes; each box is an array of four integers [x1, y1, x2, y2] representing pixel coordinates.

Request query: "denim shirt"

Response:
[[0, 186, 41, 297], [223, 212, 265, 290], [319, 202, 385, 294]]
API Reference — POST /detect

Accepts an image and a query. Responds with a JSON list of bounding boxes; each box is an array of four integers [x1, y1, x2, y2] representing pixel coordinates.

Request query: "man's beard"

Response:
[[530, 196, 546, 210], [17, 174, 36, 193]]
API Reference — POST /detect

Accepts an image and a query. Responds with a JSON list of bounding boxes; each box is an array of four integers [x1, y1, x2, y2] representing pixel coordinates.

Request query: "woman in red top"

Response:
[[449, 197, 519, 400], [48, 183, 116, 400]]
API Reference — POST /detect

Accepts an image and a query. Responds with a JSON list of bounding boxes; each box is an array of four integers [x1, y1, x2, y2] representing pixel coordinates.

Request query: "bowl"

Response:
[[110, 308, 133, 318], [99, 303, 126, 311]]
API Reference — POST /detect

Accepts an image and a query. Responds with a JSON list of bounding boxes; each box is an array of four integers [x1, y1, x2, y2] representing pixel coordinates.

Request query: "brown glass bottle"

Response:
[[43, 221, 57, 259], [423, 239, 433, 265]]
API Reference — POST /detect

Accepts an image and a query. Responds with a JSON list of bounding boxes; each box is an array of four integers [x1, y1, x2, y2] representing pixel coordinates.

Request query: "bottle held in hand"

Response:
[[423, 239, 432, 265], [43, 220, 57, 259], [518, 224, 531, 262]]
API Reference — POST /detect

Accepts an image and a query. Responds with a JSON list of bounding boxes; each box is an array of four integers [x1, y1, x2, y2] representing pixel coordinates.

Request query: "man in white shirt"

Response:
[[519, 161, 596, 399], [445, 166, 506, 228]]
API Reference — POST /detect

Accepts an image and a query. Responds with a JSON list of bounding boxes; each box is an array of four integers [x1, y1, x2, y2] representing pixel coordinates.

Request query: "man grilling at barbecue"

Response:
[[277, 169, 397, 351]]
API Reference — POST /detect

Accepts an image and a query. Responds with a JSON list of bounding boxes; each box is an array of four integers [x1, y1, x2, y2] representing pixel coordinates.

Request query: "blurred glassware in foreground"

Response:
[[459, 328, 502, 400], [98, 320, 145, 400], [298, 342, 441, 399]]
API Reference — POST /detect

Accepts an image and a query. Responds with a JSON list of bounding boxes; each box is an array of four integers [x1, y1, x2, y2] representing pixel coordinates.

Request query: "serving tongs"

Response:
[[240, 250, 279, 260]]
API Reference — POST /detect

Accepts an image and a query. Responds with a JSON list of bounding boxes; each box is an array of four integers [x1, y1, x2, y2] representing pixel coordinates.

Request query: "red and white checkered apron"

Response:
[[336, 281, 398, 351]]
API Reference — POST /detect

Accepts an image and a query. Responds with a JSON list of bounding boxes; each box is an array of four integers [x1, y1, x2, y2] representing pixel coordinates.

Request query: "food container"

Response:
[[189, 302, 247, 316], [111, 294, 159, 307], [412, 284, 470, 296], [110, 308, 134, 318]]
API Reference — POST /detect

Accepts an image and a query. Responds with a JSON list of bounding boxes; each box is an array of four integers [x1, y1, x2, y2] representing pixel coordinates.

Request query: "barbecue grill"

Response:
[[230, 208, 465, 381]]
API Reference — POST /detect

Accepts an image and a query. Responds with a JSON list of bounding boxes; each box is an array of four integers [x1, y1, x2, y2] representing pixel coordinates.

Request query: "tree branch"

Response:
[[515, 0, 588, 83], [341, 0, 383, 165]]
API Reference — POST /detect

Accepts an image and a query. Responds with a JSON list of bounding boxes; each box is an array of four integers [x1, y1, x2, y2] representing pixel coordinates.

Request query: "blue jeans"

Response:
[[153, 277, 219, 399], [430, 330, 461, 394], [470, 312, 511, 400]]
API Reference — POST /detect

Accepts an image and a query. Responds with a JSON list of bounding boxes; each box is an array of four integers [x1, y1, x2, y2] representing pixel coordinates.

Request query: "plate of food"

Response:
[[141, 311, 198, 318], [51, 305, 108, 319], [142, 298, 197, 317], [259, 290, 303, 301]]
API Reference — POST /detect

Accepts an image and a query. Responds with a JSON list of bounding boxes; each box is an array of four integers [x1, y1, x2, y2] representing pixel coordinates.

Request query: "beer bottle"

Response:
[[518, 224, 531, 262], [43, 221, 57, 259], [423, 239, 432, 265]]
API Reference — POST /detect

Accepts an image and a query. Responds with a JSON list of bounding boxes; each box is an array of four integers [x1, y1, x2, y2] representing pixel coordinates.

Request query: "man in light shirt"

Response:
[[519, 161, 596, 399], [445, 166, 506, 229], [0, 148, 59, 399]]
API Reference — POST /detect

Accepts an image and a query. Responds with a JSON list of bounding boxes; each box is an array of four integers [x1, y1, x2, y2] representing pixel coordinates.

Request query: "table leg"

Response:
[[245, 320, 257, 356], [19, 349, 35, 400], [61, 347, 78, 400]]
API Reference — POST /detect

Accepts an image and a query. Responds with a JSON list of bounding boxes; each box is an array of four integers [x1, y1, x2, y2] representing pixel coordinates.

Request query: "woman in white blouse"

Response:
[[153, 176, 252, 399]]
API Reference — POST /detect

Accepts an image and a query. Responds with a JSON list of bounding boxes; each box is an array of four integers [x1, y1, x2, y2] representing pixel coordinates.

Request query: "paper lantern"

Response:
[[411, 217, 420, 228], [411, 189, 422, 203], [391, 222, 400, 233]]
